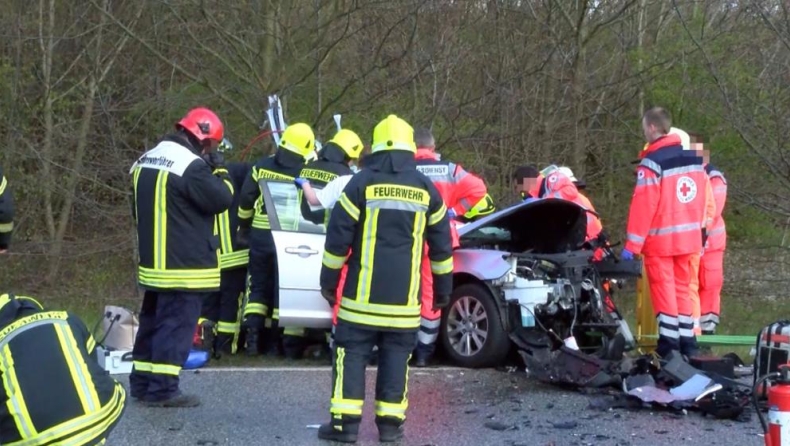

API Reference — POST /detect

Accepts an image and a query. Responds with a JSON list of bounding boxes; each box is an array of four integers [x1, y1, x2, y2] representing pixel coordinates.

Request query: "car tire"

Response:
[[440, 283, 510, 368]]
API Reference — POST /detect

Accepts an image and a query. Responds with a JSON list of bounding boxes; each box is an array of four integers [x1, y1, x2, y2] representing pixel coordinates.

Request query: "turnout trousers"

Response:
[[329, 321, 418, 433], [644, 254, 698, 357], [201, 267, 247, 354], [130, 291, 203, 401], [699, 250, 724, 334]]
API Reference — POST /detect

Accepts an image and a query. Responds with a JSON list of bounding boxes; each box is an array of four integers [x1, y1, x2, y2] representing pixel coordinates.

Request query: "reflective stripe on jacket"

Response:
[[625, 134, 707, 257], [320, 151, 454, 331], [705, 164, 727, 251], [131, 135, 233, 292]]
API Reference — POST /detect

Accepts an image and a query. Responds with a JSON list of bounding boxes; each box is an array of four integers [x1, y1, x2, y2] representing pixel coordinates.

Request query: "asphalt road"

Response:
[[105, 367, 764, 446]]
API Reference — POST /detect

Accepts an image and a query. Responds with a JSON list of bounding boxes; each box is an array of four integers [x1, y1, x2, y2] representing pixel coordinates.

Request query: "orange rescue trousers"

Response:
[[699, 250, 724, 334], [644, 253, 699, 357]]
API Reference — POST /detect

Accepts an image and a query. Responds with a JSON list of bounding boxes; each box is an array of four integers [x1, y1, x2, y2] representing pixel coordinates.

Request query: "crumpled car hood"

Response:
[[457, 198, 589, 254]]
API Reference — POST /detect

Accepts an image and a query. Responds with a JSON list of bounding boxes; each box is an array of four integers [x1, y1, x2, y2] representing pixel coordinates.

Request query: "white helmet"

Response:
[[668, 127, 691, 150], [558, 166, 578, 182]]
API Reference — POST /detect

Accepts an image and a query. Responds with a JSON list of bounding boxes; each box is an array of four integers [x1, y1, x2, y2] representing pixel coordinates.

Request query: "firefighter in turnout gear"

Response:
[[197, 138, 252, 355], [0, 165, 13, 253], [413, 127, 486, 366], [238, 123, 313, 358], [129, 107, 233, 407], [317, 115, 453, 443], [298, 128, 363, 225], [0, 293, 128, 445], [622, 107, 707, 358]]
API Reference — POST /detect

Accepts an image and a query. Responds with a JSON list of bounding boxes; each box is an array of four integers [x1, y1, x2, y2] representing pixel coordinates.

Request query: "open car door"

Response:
[[259, 179, 332, 329]]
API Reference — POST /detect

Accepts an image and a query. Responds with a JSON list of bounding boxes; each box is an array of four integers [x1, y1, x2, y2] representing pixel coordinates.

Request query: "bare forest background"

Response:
[[1, 0, 789, 316]]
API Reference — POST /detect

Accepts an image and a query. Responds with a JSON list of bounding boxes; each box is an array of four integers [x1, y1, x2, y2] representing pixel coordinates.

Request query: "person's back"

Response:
[[0, 293, 127, 445], [317, 115, 453, 443], [538, 166, 602, 241]]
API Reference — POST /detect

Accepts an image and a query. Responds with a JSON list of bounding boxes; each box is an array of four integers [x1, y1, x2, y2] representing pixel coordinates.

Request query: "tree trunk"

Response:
[[40, 0, 56, 241]]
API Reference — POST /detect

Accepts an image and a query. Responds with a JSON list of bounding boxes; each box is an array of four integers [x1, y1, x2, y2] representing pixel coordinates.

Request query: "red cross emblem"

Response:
[[676, 177, 697, 203]]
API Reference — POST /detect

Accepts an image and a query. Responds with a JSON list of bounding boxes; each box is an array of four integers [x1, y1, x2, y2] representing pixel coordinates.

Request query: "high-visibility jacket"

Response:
[[0, 166, 13, 250], [299, 143, 353, 225], [238, 149, 306, 231], [320, 151, 454, 331], [0, 293, 127, 446], [705, 164, 727, 251], [130, 134, 233, 292], [536, 171, 603, 241], [415, 148, 486, 249], [625, 134, 707, 257], [215, 162, 252, 270]]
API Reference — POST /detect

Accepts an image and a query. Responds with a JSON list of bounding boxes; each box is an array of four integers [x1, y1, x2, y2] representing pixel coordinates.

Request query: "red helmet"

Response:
[[176, 107, 224, 143]]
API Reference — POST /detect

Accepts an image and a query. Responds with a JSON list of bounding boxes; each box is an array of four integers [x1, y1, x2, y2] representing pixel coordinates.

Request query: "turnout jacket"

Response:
[[0, 294, 127, 446], [130, 134, 233, 292], [238, 149, 306, 231], [625, 134, 708, 257], [0, 166, 13, 250], [299, 143, 353, 224], [215, 162, 252, 269], [320, 151, 454, 331]]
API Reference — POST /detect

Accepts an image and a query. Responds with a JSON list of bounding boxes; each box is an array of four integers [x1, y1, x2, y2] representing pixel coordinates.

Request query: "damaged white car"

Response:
[[261, 180, 642, 368]]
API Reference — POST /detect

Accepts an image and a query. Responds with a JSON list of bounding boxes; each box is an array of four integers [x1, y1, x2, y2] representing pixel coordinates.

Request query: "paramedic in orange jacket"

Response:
[[697, 147, 727, 334], [413, 127, 487, 366], [528, 166, 603, 241], [621, 107, 708, 358]]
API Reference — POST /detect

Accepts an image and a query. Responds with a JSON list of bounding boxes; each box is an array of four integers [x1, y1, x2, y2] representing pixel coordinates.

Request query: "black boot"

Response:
[[245, 327, 260, 356], [317, 421, 359, 443], [413, 342, 434, 367], [377, 420, 404, 443], [215, 333, 234, 356]]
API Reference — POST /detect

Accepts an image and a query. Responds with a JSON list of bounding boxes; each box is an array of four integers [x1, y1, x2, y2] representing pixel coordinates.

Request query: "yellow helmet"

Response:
[[371, 115, 416, 153], [329, 129, 364, 159], [279, 123, 315, 158], [464, 194, 496, 219]]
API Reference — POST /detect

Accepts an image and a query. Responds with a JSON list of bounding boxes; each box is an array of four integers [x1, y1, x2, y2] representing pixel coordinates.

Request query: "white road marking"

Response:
[[187, 366, 468, 373]]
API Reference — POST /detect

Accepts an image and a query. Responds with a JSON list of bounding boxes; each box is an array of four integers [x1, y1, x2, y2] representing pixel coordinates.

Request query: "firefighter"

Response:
[[129, 106, 232, 407], [298, 128, 364, 225], [413, 127, 486, 366], [0, 293, 128, 445], [197, 137, 252, 356], [317, 115, 453, 443], [622, 107, 707, 358], [698, 145, 727, 334], [0, 165, 13, 253], [238, 123, 314, 358]]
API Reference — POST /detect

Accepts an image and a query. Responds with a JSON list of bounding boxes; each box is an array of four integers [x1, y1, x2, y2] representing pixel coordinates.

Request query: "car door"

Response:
[[259, 179, 332, 329]]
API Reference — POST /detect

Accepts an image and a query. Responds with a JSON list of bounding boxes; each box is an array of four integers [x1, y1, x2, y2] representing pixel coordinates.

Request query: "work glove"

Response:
[[447, 208, 457, 219], [321, 288, 337, 307], [237, 226, 251, 249], [621, 248, 634, 260], [203, 151, 225, 170], [294, 177, 310, 189], [433, 294, 450, 312]]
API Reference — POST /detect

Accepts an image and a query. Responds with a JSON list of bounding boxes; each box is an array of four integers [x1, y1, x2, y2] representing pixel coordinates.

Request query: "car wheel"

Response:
[[441, 283, 510, 368]]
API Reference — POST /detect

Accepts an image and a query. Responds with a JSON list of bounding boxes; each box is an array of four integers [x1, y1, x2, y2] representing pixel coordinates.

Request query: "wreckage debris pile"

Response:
[[521, 346, 754, 421]]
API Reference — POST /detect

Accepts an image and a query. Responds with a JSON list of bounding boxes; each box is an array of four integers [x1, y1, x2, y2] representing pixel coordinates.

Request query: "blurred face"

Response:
[[201, 138, 220, 154], [513, 177, 539, 195], [693, 146, 710, 164]]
